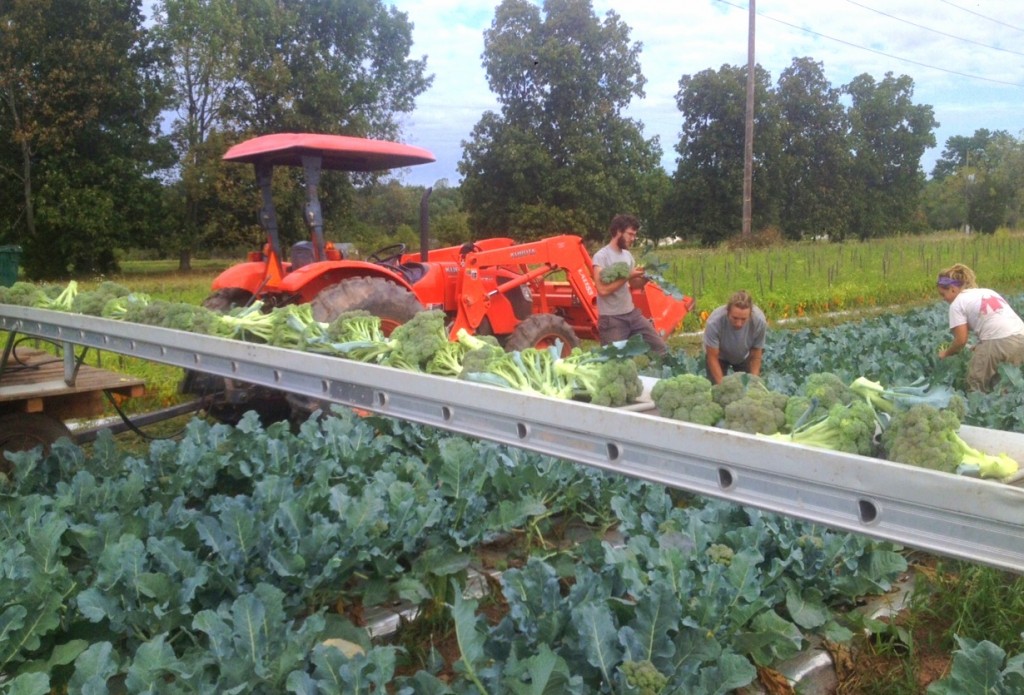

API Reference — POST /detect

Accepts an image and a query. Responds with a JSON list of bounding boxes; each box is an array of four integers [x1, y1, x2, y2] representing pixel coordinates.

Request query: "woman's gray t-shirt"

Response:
[[702, 304, 767, 364]]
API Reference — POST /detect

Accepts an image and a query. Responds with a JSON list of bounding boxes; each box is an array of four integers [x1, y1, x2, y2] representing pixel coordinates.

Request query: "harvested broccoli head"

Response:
[[71, 281, 131, 316], [554, 347, 643, 406], [599, 261, 632, 284], [765, 400, 878, 456], [880, 403, 963, 473], [0, 282, 48, 307], [785, 372, 855, 429], [711, 372, 767, 409], [722, 385, 788, 435], [385, 309, 449, 370], [650, 373, 724, 426], [119, 299, 222, 334], [882, 403, 1019, 478]]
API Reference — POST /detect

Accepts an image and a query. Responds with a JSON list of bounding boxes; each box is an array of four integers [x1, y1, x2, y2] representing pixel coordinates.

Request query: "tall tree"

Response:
[[224, 0, 430, 138], [774, 57, 851, 240], [669, 63, 779, 246], [459, 0, 662, 243], [844, 72, 936, 239], [0, 0, 170, 277], [153, 0, 244, 269]]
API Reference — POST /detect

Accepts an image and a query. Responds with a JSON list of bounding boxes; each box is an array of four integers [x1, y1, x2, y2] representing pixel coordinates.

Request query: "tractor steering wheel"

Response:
[[368, 243, 408, 266]]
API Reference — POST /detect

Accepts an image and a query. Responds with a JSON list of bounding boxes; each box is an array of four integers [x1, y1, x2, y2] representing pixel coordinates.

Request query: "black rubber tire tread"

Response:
[[202, 288, 253, 312], [0, 413, 73, 462], [503, 314, 580, 354], [311, 276, 424, 329]]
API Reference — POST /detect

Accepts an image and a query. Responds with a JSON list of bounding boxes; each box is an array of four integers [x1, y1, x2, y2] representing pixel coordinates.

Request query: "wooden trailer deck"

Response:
[[0, 346, 145, 421]]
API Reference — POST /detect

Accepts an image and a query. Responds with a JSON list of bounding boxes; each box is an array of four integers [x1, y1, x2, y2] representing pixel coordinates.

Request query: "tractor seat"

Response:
[[290, 241, 315, 269], [396, 262, 426, 284]]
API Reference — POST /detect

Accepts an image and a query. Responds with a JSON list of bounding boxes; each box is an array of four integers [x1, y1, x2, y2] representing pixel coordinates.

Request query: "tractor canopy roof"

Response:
[[223, 133, 435, 171]]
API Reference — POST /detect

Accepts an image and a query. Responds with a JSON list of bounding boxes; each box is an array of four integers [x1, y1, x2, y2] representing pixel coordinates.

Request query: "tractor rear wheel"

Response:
[[311, 276, 424, 334], [504, 314, 579, 355]]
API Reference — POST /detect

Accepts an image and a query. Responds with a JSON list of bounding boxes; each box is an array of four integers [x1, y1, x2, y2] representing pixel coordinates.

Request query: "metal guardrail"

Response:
[[2, 305, 1022, 573]]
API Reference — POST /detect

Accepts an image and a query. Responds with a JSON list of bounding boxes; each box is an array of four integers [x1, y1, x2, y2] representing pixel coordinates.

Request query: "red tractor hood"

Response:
[[223, 133, 436, 171]]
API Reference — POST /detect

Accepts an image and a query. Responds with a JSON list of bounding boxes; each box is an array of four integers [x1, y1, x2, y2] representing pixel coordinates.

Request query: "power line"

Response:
[[844, 0, 1024, 58], [937, 0, 1024, 34], [713, 0, 1024, 88]]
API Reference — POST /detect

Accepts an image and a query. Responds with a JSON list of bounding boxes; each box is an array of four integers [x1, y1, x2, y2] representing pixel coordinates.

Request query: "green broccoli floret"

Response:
[[881, 403, 1019, 478], [650, 373, 724, 426], [599, 261, 632, 284], [0, 281, 48, 307], [619, 659, 668, 695], [785, 372, 855, 429], [71, 281, 131, 316], [722, 386, 788, 435], [384, 309, 449, 371], [705, 543, 734, 566], [764, 400, 878, 456], [711, 372, 767, 409], [555, 347, 643, 406]]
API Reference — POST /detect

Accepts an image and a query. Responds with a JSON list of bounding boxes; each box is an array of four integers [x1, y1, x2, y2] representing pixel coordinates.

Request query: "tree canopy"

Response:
[[0, 0, 171, 277], [459, 0, 663, 243]]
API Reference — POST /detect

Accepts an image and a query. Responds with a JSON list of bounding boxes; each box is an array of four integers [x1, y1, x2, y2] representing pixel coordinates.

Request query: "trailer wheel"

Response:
[[0, 414, 73, 474], [312, 277, 424, 334], [504, 314, 579, 355]]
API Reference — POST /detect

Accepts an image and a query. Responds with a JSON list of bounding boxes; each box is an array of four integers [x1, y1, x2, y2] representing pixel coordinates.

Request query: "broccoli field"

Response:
[[2, 288, 1024, 692]]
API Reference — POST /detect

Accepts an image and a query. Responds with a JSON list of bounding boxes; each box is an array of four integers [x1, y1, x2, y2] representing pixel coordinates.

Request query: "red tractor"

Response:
[[203, 132, 693, 353]]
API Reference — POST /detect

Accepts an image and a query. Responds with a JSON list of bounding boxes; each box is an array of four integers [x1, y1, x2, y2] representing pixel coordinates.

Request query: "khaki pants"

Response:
[[967, 333, 1024, 392]]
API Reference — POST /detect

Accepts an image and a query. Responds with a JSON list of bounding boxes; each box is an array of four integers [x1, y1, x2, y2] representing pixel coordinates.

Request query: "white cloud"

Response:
[[392, 0, 1024, 186]]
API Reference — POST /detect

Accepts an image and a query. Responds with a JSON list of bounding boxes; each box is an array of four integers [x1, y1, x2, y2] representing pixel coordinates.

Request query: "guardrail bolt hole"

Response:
[[858, 499, 878, 524], [718, 468, 734, 489]]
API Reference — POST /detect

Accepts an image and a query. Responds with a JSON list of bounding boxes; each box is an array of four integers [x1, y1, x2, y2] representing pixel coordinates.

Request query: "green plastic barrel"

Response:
[[0, 245, 22, 287]]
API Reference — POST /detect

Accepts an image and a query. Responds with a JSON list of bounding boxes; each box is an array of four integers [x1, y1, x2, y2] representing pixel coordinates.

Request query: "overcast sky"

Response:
[[388, 0, 1024, 187]]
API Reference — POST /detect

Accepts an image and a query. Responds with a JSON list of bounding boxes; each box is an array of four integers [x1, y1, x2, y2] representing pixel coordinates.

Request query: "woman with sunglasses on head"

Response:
[[936, 263, 1024, 392]]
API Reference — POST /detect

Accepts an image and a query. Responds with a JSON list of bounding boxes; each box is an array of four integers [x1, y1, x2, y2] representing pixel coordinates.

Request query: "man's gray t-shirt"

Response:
[[593, 244, 634, 316], [703, 304, 767, 365]]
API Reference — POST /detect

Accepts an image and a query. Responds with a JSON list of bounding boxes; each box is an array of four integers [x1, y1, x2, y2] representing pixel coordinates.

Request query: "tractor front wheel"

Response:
[[311, 277, 424, 334], [202, 287, 253, 312], [503, 314, 579, 355]]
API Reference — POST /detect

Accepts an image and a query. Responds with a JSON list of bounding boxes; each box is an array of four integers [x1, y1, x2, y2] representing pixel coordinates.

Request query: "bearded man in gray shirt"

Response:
[[592, 214, 668, 355], [702, 290, 766, 384]]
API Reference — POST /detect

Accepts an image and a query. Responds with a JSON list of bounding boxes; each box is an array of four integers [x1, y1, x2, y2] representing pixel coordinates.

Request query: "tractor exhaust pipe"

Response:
[[419, 187, 432, 261]]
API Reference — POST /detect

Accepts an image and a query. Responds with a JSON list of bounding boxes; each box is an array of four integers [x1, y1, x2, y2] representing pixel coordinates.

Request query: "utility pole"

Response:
[[741, 0, 755, 237]]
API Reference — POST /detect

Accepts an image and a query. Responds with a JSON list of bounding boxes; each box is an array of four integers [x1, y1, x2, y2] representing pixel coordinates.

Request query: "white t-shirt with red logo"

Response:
[[948, 288, 1024, 341]]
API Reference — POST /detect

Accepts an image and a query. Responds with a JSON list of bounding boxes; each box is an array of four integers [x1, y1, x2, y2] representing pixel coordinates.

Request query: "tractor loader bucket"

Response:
[[636, 282, 694, 337]]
